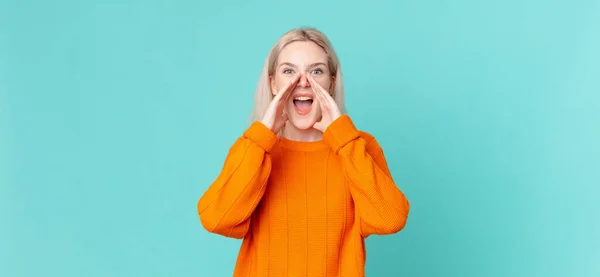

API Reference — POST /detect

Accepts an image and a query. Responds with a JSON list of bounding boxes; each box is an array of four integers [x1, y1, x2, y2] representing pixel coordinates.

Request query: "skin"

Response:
[[261, 41, 342, 141]]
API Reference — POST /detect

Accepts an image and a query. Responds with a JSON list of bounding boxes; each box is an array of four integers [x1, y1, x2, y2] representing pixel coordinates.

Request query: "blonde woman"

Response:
[[197, 27, 410, 277]]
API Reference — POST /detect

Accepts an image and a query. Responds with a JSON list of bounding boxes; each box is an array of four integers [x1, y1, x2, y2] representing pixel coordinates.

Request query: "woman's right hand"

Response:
[[260, 75, 299, 133]]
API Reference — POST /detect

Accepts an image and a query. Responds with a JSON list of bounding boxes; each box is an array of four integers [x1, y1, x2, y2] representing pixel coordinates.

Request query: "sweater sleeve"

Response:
[[197, 121, 277, 239], [323, 115, 410, 238]]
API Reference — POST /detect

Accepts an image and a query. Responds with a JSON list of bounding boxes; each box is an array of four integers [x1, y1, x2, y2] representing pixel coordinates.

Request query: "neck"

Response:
[[281, 122, 323, 142]]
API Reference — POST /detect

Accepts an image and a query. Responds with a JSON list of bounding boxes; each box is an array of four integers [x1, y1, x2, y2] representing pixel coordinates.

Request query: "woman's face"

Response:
[[270, 41, 334, 131]]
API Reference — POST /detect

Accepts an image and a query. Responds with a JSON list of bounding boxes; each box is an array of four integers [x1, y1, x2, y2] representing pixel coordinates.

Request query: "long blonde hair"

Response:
[[249, 27, 346, 125]]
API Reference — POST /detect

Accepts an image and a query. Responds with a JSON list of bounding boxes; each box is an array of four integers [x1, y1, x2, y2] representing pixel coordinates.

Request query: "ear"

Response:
[[270, 75, 277, 96], [329, 75, 336, 95]]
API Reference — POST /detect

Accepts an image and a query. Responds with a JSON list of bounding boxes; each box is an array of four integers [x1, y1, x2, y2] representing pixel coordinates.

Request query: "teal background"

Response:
[[1, 0, 599, 276]]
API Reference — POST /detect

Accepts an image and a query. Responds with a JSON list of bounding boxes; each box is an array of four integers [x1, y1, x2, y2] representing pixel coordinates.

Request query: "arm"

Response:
[[323, 115, 410, 238], [197, 121, 277, 239]]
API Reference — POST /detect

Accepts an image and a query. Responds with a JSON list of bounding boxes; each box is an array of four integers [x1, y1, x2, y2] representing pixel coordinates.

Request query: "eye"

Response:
[[283, 68, 294, 74], [310, 68, 324, 75]]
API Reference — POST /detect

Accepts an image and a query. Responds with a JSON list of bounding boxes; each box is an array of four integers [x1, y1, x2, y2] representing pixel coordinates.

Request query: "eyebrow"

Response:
[[278, 62, 327, 68]]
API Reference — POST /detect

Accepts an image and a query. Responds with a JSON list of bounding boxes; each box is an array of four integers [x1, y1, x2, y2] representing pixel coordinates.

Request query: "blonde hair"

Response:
[[249, 27, 346, 126]]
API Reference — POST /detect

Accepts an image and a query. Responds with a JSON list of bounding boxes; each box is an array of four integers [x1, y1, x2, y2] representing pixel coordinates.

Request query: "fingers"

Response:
[[310, 75, 335, 101], [307, 75, 329, 110], [267, 76, 297, 117], [307, 75, 321, 98], [275, 75, 300, 102], [308, 75, 342, 122], [273, 113, 287, 129]]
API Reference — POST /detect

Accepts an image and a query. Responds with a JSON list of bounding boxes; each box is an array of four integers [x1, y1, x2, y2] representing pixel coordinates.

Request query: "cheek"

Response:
[[275, 74, 296, 87]]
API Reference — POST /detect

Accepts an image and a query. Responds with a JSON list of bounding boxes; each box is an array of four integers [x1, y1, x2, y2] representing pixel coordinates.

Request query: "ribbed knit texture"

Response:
[[198, 115, 410, 277]]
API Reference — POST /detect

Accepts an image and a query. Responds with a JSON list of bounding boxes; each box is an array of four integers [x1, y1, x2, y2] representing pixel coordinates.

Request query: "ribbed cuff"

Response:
[[323, 115, 360, 154], [243, 122, 278, 153]]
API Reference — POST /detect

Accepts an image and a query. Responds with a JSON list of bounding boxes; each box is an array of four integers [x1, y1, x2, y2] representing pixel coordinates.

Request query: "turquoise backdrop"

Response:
[[1, 0, 599, 276]]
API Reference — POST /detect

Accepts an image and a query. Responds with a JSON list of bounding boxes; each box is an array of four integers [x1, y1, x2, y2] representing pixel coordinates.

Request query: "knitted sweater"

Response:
[[197, 115, 410, 277]]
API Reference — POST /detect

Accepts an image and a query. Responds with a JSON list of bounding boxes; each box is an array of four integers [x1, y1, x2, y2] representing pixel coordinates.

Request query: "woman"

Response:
[[197, 27, 410, 277]]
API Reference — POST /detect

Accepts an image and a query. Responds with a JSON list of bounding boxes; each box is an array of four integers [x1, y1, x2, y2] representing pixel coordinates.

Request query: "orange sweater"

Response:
[[197, 115, 410, 277]]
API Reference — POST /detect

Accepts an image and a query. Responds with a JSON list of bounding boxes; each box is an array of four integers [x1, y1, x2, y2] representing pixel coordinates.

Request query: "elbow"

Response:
[[362, 212, 409, 237], [390, 200, 411, 233], [378, 201, 411, 235], [197, 199, 217, 234], [387, 213, 409, 234], [199, 212, 217, 233], [197, 198, 226, 237], [376, 213, 409, 235], [198, 211, 248, 239], [197, 197, 251, 239]]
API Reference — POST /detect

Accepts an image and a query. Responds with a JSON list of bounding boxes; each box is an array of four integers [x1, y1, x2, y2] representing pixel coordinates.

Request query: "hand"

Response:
[[308, 75, 342, 132], [260, 75, 299, 133]]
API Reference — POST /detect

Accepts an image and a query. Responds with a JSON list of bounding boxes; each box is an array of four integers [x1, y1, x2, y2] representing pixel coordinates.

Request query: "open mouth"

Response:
[[292, 96, 313, 115]]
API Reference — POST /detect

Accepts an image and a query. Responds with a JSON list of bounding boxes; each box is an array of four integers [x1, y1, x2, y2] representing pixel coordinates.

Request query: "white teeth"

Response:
[[294, 96, 312, 101]]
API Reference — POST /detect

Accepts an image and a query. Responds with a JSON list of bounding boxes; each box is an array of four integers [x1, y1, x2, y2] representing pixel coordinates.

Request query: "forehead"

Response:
[[278, 41, 328, 65]]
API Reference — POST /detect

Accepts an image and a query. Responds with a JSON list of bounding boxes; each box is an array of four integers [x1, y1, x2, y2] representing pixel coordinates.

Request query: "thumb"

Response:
[[281, 113, 289, 123], [274, 113, 289, 132]]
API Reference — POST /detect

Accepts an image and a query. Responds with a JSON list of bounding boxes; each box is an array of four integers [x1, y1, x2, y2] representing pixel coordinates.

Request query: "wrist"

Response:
[[322, 115, 360, 154], [260, 120, 273, 132], [244, 121, 278, 152]]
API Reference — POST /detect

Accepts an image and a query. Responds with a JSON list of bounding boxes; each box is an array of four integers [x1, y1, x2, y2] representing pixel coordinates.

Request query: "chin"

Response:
[[288, 116, 318, 130]]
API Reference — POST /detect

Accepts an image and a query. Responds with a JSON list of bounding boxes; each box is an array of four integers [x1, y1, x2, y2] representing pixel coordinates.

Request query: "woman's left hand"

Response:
[[308, 75, 342, 132]]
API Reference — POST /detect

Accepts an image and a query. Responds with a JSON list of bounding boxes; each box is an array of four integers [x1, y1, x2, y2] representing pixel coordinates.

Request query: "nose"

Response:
[[297, 73, 310, 88]]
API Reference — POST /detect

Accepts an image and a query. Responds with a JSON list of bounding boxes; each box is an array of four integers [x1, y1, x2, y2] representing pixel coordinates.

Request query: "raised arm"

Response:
[[197, 121, 277, 239], [323, 115, 410, 238]]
